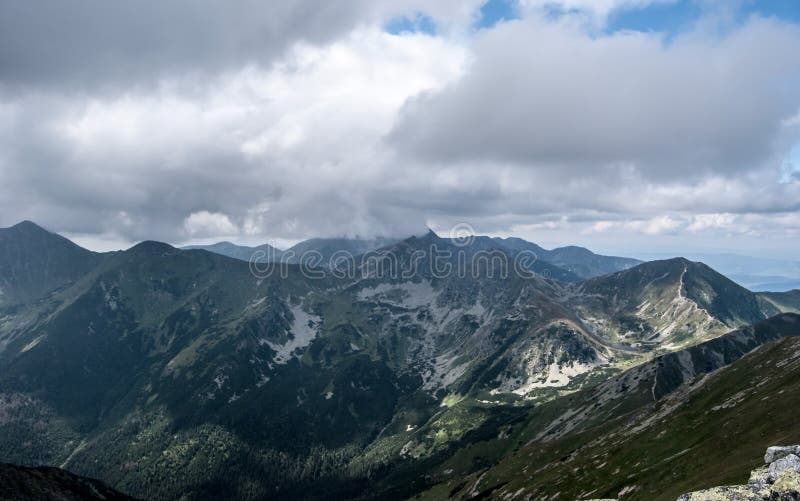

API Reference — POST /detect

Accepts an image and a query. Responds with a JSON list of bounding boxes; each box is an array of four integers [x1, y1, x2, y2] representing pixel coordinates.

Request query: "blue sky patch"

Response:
[[606, 0, 702, 37], [474, 0, 520, 29], [606, 0, 800, 39], [386, 1, 798, 38], [741, 0, 800, 24], [783, 143, 800, 183], [385, 13, 437, 35]]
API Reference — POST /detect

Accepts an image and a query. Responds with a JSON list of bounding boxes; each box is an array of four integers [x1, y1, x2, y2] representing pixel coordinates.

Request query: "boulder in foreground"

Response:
[[678, 446, 800, 501]]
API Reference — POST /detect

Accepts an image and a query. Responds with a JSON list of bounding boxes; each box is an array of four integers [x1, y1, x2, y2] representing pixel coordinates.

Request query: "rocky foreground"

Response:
[[678, 446, 800, 500]]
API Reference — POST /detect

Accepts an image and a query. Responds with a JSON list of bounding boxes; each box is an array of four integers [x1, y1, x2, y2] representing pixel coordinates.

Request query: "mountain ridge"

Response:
[[565, 257, 768, 351], [494, 236, 642, 279], [416, 313, 800, 500], [0, 220, 794, 500], [182, 240, 284, 263], [181, 231, 641, 281]]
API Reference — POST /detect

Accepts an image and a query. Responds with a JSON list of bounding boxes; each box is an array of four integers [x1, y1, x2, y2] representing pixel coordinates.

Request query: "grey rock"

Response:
[[766, 446, 800, 464], [771, 469, 800, 498], [677, 484, 766, 500], [769, 454, 800, 482], [678, 447, 800, 501], [749, 465, 771, 487]]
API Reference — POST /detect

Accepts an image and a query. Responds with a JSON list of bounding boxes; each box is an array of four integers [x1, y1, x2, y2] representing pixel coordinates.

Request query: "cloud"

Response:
[[0, 2, 799, 257], [0, 1, 349, 90], [585, 215, 683, 235], [0, 0, 491, 92], [0, 29, 466, 242], [390, 15, 800, 182], [184, 211, 238, 238], [629, 215, 683, 235], [686, 213, 737, 233]]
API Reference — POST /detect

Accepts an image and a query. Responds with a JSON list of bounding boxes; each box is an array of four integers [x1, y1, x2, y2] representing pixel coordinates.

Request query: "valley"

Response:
[[1, 221, 798, 500]]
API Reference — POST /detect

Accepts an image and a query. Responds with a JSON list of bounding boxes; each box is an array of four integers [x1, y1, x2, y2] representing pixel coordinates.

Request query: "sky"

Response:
[[0, 0, 799, 259]]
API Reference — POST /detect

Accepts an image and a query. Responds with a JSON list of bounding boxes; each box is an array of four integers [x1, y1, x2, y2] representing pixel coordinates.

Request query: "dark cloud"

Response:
[[0, 1, 380, 91]]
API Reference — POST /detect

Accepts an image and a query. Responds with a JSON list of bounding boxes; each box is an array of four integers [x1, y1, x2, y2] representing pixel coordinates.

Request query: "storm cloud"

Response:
[[0, 0, 483, 90]]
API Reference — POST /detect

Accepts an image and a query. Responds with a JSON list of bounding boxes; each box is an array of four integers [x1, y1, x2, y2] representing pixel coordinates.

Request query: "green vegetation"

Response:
[[1, 222, 797, 500], [418, 316, 800, 500]]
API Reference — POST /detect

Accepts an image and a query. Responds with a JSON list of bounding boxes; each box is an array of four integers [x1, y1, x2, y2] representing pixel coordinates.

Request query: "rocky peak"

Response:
[[678, 445, 800, 500]]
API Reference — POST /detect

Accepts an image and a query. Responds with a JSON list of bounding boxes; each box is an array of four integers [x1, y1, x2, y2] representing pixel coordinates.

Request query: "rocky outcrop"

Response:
[[766, 447, 800, 464], [678, 446, 800, 500]]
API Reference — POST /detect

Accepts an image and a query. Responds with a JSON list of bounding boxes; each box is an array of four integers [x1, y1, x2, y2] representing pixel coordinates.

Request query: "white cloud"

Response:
[[583, 215, 683, 235], [0, 2, 798, 258], [392, 16, 800, 180], [184, 211, 239, 238], [687, 213, 738, 233], [629, 216, 683, 235], [0, 28, 466, 241]]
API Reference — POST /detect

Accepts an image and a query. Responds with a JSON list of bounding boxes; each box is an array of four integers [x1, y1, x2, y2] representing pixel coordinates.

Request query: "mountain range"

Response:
[[0, 220, 798, 500], [182, 233, 641, 280]]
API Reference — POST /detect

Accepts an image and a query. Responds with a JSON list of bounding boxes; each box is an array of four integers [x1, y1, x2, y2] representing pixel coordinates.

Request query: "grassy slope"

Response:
[[758, 290, 800, 315], [416, 330, 800, 500]]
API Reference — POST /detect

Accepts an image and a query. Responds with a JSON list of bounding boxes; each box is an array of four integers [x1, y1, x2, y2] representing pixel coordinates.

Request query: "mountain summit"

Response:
[[568, 257, 767, 350], [0, 221, 102, 307]]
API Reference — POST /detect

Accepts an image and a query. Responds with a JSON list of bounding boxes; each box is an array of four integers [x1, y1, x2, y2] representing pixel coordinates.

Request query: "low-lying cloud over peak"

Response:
[[0, 0, 798, 257]]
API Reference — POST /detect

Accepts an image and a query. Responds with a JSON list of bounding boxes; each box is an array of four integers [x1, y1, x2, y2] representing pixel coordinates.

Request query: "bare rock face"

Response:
[[770, 455, 800, 483], [767, 447, 800, 464], [772, 471, 800, 498], [677, 446, 800, 501]]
